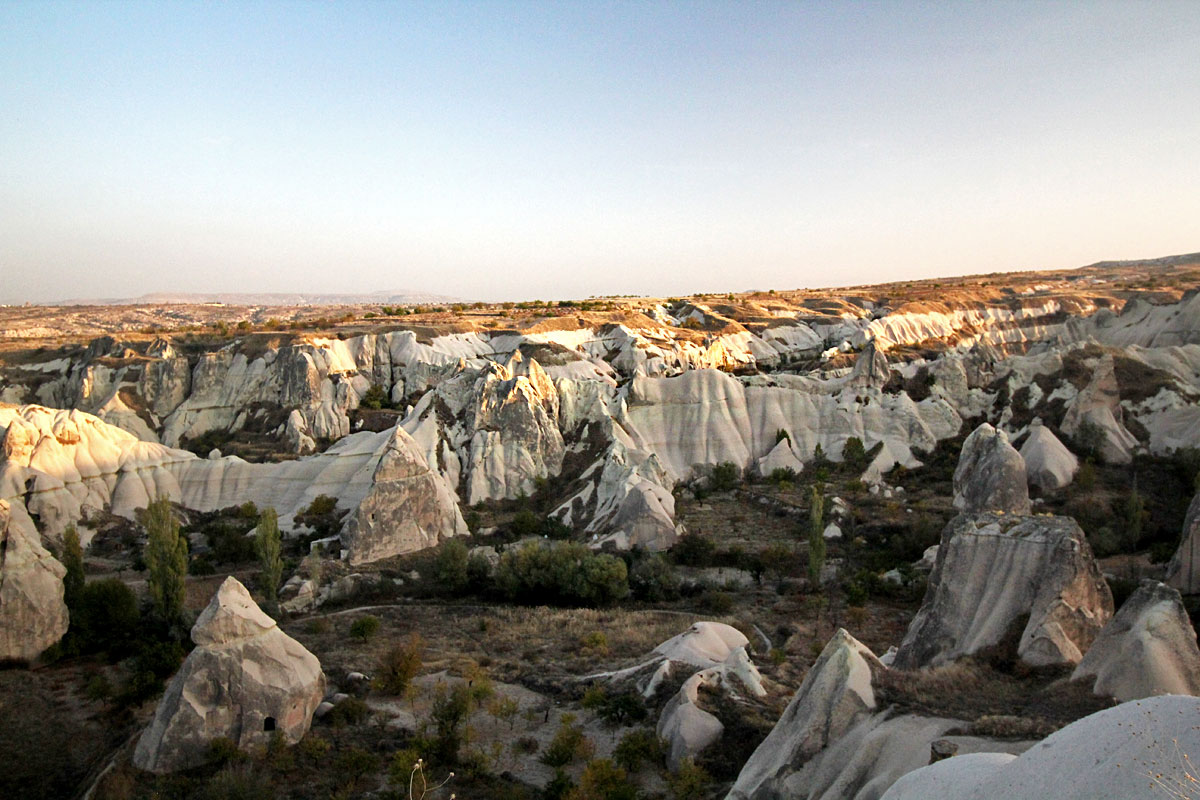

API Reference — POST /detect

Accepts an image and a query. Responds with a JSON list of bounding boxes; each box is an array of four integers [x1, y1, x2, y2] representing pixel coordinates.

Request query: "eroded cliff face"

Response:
[[2, 285, 1200, 565]]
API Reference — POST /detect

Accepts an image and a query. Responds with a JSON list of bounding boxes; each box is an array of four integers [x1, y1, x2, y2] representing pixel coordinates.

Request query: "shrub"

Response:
[[807, 486, 826, 587], [612, 728, 665, 772], [1073, 419, 1106, 463], [565, 758, 637, 800], [843, 437, 867, 470], [629, 554, 681, 601], [433, 539, 470, 594], [349, 615, 381, 641], [709, 462, 741, 492], [767, 466, 798, 488], [256, 507, 283, 616], [668, 757, 711, 800], [542, 717, 593, 767], [197, 764, 275, 800], [360, 384, 389, 410], [430, 683, 472, 765], [579, 631, 609, 657], [143, 496, 188, 628], [328, 697, 370, 727], [376, 633, 423, 696], [72, 578, 140, 657], [62, 525, 84, 611], [494, 542, 628, 606], [671, 533, 717, 567], [295, 495, 348, 539]]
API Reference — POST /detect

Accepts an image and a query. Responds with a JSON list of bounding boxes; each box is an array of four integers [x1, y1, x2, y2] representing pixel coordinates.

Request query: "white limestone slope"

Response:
[[881, 695, 1200, 800]]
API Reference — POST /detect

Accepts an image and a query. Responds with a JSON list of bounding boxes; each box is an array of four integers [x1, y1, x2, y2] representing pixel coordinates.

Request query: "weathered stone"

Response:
[[953, 423, 1031, 515], [1018, 419, 1078, 493], [1165, 488, 1200, 594], [1072, 579, 1200, 701], [0, 499, 68, 662], [893, 513, 1112, 669], [340, 426, 468, 565], [132, 577, 325, 773]]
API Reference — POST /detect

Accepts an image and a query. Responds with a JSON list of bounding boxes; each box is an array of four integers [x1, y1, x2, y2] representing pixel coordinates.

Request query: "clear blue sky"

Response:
[[2, 1, 1198, 303]]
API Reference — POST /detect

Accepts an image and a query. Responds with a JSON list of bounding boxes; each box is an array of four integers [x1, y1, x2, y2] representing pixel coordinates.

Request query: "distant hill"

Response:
[[1079, 252, 1200, 271], [56, 291, 460, 307]]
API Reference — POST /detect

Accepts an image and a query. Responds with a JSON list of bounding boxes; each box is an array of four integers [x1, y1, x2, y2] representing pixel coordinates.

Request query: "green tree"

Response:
[[433, 538, 470, 594], [843, 437, 867, 470], [808, 485, 826, 588], [256, 507, 283, 616], [144, 496, 188, 628], [61, 524, 85, 612]]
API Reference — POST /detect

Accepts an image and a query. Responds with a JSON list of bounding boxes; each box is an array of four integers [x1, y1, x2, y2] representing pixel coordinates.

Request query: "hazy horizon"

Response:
[[3, 1, 1199, 304]]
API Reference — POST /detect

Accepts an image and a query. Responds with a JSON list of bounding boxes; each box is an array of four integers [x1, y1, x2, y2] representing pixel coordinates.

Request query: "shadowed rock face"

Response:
[[1165, 489, 1200, 594], [893, 513, 1112, 669], [339, 426, 467, 565], [953, 423, 1031, 516], [132, 577, 325, 774], [1072, 579, 1200, 702], [0, 499, 68, 662]]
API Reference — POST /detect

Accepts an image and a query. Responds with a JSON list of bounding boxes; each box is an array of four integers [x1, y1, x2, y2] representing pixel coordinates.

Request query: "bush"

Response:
[[709, 462, 741, 492], [612, 728, 665, 772], [668, 758, 711, 800], [349, 615, 381, 641], [376, 633, 423, 696], [72, 578, 141, 657], [566, 758, 637, 800], [767, 467, 798, 488], [295, 495, 348, 539], [494, 542, 628, 606], [328, 697, 370, 727], [197, 764, 275, 800], [542, 717, 593, 767], [434, 539, 470, 594], [843, 437, 867, 470], [360, 384, 390, 410], [1073, 419, 1106, 463], [671, 533, 717, 567], [430, 683, 473, 765], [628, 554, 680, 601]]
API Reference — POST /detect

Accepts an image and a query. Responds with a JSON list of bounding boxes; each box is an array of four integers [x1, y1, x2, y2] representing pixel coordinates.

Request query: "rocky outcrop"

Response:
[[1018, 419, 1078, 493], [728, 630, 883, 799], [339, 426, 467, 565], [953, 423, 1030, 515], [1165, 488, 1200, 594], [893, 513, 1112, 669], [1071, 579, 1200, 701], [0, 499, 68, 662], [133, 577, 325, 773], [880, 695, 1200, 800], [1060, 353, 1139, 464]]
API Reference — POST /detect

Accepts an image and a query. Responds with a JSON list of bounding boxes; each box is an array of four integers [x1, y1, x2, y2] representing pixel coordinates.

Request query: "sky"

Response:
[[2, 1, 1199, 304]]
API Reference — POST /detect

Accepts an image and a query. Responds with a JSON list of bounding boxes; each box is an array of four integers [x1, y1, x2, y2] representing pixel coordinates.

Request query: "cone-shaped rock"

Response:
[[1072, 579, 1200, 701], [0, 499, 68, 661], [1018, 419, 1078, 493], [132, 577, 325, 773], [953, 423, 1031, 515], [1165, 488, 1200, 594]]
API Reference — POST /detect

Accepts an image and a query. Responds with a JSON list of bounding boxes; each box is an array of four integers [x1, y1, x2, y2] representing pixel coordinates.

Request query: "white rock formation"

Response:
[[893, 513, 1112, 669], [339, 426, 467, 565], [1018, 419, 1078, 492], [653, 622, 752, 669], [881, 695, 1200, 800], [728, 629, 883, 800], [0, 499, 68, 662], [1060, 353, 1139, 464], [133, 577, 326, 773], [953, 423, 1031, 515], [1071, 580, 1200, 702]]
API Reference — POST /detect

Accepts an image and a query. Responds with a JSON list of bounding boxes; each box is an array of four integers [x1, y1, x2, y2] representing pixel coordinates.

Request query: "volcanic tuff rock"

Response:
[[132, 577, 325, 773], [952, 423, 1031, 515], [1017, 418, 1078, 493], [1059, 353, 1139, 464], [880, 695, 1200, 800], [1071, 579, 1200, 702], [727, 629, 883, 800], [339, 425, 467, 565], [1165, 488, 1200, 594], [892, 513, 1112, 669], [0, 499, 68, 661]]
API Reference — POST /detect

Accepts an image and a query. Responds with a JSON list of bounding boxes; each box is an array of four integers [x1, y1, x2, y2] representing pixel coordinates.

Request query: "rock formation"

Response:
[[952, 423, 1030, 515], [339, 426, 467, 565], [1071, 579, 1200, 701], [1060, 353, 1139, 464], [727, 629, 883, 799], [0, 499, 68, 662], [1165, 488, 1200, 594], [1018, 419, 1078, 492], [880, 695, 1200, 800], [893, 513, 1112, 669], [132, 577, 325, 773]]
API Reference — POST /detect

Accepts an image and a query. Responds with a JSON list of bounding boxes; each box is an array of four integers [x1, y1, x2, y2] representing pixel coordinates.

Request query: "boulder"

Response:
[[1071, 579, 1200, 701], [728, 629, 883, 799], [653, 622, 751, 669], [881, 695, 1200, 800], [340, 426, 468, 565], [1165, 488, 1200, 594], [1018, 419, 1078, 493], [0, 499, 69, 661], [953, 423, 1030, 515], [893, 513, 1112, 669], [132, 577, 326, 773]]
